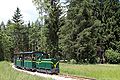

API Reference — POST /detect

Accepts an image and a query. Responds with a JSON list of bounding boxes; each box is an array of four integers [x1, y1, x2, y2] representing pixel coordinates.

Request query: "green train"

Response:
[[14, 51, 59, 74]]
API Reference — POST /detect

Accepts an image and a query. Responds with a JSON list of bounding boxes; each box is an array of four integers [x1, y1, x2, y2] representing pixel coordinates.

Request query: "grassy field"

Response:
[[0, 61, 120, 80], [0, 61, 51, 80], [60, 63, 120, 80]]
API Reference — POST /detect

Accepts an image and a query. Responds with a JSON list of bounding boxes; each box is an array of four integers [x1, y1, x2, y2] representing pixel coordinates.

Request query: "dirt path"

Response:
[[12, 64, 95, 80]]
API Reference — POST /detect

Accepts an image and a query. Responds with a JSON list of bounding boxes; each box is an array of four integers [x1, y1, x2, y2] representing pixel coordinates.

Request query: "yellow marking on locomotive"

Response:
[[54, 61, 59, 68]]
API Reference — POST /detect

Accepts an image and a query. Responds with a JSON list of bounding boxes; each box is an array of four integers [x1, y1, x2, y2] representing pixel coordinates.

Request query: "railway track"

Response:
[[12, 64, 96, 80], [59, 73, 96, 80]]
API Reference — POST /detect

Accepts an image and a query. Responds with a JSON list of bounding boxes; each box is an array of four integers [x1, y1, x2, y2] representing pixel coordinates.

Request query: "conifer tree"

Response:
[[33, 0, 62, 57], [12, 7, 24, 51]]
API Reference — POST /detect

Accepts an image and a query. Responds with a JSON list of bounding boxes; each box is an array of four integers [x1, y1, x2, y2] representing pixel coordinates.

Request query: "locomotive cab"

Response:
[[35, 52, 59, 74]]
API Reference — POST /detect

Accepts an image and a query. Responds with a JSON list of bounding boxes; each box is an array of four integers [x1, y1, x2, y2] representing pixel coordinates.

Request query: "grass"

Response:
[[60, 63, 120, 80], [0, 61, 51, 80], [1, 61, 119, 80]]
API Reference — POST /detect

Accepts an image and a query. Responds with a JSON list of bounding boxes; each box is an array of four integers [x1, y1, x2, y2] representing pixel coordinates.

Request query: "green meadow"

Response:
[[0, 61, 51, 80], [60, 63, 120, 80], [0, 61, 120, 80]]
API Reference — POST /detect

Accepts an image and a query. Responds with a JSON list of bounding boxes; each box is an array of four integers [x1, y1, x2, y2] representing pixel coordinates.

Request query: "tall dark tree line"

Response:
[[0, 0, 120, 64], [59, 0, 120, 63]]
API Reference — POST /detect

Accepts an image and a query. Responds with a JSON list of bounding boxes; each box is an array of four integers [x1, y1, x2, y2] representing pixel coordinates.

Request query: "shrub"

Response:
[[105, 49, 120, 64]]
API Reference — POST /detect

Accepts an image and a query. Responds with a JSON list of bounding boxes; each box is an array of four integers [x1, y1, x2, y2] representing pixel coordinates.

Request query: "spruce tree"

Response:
[[33, 0, 62, 58], [12, 7, 24, 51]]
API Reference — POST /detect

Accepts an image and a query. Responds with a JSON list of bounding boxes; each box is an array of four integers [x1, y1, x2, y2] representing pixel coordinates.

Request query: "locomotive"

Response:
[[14, 51, 59, 74]]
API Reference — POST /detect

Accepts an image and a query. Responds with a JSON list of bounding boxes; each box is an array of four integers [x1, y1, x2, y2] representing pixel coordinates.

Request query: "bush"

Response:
[[105, 49, 120, 64], [69, 59, 77, 64]]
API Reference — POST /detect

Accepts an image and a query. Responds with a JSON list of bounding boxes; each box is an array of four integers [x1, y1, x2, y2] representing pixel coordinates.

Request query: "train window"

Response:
[[32, 54, 36, 60], [24, 54, 32, 60], [36, 56, 41, 59], [42, 54, 49, 58]]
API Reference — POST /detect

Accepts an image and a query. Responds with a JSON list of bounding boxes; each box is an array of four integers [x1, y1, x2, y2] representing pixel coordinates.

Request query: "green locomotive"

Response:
[[14, 51, 59, 74]]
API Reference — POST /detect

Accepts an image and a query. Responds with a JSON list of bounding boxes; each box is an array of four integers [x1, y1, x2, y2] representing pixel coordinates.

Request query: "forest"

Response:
[[0, 0, 120, 64]]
